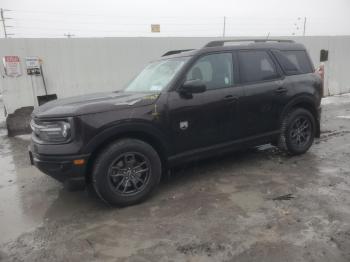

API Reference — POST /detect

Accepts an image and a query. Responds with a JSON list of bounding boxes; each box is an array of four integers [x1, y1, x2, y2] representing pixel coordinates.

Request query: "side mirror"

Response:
[[180, 79, 206, 94]]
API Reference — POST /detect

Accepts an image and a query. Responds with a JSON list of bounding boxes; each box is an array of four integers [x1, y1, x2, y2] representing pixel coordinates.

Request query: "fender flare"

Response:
[[81, 121, 172, 157], [281, 95, 316, 117]]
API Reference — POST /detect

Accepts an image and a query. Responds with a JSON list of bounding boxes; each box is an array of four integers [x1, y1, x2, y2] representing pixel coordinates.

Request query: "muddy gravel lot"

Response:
[[0, 94, 350, 262]]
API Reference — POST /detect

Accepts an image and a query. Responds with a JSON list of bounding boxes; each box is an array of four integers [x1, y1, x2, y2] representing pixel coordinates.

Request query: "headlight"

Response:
[[30, 119, 71, 143]]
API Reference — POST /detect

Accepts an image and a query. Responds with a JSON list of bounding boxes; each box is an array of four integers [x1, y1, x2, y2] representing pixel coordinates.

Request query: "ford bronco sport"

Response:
[[29, 39, 322, 206]]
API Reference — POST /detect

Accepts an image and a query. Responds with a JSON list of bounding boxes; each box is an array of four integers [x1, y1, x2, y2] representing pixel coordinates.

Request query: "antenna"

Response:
[[266, 32, 270, 40]]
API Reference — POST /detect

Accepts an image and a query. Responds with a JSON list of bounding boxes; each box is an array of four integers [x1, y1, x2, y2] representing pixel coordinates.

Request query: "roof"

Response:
[[161, 39, 307, 59]]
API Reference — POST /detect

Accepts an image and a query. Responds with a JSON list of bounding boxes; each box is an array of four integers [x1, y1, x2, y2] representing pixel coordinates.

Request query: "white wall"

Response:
[[293, 36, 350, 96], [0, 36, 349, 114]]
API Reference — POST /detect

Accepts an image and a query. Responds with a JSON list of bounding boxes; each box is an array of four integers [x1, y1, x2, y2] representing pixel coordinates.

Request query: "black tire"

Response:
[[278, 108, 316, 155], [92, 139, 161, 206]]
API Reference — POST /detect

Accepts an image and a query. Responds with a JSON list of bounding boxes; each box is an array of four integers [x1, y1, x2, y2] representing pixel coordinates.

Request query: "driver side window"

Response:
[[186, 53, 234, 90]]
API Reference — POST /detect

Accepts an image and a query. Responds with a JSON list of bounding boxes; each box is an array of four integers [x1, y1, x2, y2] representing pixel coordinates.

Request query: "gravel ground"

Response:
[[0, 94, 350, 262]]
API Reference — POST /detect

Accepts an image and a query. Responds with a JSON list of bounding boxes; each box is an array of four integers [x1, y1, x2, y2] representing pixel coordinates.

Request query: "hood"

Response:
[[32, 91, 160, 118]]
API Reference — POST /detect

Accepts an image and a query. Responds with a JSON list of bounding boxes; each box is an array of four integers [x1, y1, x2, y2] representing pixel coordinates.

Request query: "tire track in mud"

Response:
[[318, 130, 350, 143]]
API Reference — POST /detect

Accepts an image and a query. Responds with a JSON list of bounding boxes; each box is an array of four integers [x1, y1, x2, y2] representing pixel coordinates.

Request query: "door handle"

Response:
[[275, 87, 287, 94], [224, 95, 239, 101]]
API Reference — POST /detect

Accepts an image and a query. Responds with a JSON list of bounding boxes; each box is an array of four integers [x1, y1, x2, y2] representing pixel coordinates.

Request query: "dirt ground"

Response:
[[0, 94, 350, 262]]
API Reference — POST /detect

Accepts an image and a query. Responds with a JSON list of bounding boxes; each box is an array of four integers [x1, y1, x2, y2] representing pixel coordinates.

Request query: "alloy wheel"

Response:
[[107, 152, 150, 195], [289, 116, 312, 147]]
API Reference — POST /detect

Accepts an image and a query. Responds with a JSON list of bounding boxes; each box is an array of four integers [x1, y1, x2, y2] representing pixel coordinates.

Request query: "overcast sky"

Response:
[[1, 0, 350, 38]]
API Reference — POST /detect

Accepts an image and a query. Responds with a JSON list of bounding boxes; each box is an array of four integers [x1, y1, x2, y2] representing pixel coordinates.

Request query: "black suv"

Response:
[[29, 39, 322, 206]]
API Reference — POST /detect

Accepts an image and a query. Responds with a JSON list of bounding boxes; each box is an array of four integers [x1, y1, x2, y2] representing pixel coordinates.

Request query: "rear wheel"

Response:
[[92, 139, 161, 206], [278, 108, 315, 155]]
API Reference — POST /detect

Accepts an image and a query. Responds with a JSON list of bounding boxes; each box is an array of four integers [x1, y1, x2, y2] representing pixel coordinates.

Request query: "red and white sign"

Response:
[[2, 56, 22, 77]]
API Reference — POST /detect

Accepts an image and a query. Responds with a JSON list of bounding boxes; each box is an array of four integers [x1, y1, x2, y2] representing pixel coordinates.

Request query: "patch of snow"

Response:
[[336, 115, 350, 119], [322, 93, 350, 105]]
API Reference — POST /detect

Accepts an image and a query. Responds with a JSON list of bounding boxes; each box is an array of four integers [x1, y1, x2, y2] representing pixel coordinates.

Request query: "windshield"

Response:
[[124, 57, 190, 92]]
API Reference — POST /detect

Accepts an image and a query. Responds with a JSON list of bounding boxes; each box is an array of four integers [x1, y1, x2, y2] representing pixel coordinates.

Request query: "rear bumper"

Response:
[[29, 148, 89, 183]]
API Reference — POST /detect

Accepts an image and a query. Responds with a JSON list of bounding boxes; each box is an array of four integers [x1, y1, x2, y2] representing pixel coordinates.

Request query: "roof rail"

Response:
[[204, 39, 294, 48], [162, 49, 194, 57]]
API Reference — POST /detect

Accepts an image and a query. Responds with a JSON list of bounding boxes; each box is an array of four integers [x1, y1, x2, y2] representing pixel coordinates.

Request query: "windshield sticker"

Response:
[[150, 85, 162, 91]]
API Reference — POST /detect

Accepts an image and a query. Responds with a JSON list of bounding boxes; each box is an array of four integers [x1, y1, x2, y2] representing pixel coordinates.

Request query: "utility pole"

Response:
[[0, 8, 14, 38], [64, 33, 75, 38], [222, 16, 226, 37], [303, 17, 307, 36]]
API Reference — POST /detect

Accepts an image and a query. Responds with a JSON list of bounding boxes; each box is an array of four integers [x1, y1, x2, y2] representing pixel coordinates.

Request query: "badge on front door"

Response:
[[179, 121, 189, 130]]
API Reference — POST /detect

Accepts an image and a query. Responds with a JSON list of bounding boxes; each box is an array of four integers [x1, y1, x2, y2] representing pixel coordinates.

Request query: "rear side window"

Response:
[[273, 50, 313, 75], [238, 50, 279, 83]]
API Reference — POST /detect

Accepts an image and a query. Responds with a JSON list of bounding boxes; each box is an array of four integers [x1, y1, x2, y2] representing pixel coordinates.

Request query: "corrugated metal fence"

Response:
[[0, 36, 349, 115]]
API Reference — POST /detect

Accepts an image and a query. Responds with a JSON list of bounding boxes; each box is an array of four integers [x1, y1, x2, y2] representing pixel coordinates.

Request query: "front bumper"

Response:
[[29, 148, 90, 183]]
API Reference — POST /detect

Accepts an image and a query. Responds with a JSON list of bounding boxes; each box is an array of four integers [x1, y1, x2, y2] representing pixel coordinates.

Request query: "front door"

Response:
[[167, 52, 243, 154]]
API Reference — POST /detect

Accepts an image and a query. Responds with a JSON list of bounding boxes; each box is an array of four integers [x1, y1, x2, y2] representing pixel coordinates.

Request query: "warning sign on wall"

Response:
[[25, 57, 41, 76], [2, 56, 22, 77]]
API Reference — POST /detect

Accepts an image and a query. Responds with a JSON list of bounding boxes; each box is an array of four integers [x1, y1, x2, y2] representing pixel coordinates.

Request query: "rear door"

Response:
[[237, 50, 289, 137]]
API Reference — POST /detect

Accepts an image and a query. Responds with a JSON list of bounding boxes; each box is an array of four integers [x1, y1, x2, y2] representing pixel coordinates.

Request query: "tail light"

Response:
[[315, 64, 324, 97]]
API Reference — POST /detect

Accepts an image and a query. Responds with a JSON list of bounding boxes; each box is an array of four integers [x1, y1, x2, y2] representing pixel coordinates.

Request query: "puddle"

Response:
[[229, 191, 265, 212], [0, 128, 58, 245]]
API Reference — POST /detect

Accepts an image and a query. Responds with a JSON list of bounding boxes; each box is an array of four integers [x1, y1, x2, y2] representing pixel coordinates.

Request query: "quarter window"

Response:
[[238, 50, 279, 83], [186, 53, 234, 90], [273, 50, 313, 75]]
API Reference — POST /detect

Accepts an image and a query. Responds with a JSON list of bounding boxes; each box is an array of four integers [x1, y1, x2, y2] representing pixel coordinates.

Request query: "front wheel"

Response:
[[278, 108, 316, 155], [92, 139, 161, 206]]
